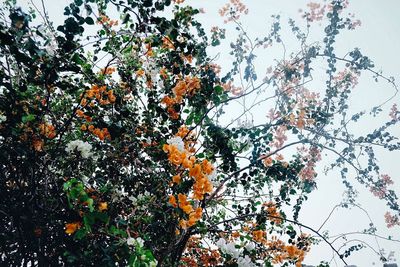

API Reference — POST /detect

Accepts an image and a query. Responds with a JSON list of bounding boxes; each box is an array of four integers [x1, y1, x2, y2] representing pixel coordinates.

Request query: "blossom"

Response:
[[98, 202, 108, 211], [65, 222, 81, 235], [177, 35, 186, 43], [237, 255, 254, 267], [169, 195, 178, 207], [389, 104, 398, 120], [126, 237, 135, 246], [252, 230, 266, 243], [126, 237, 144, 247], [0, 114, 6, 123], [385, 212, 400, 228], [216, 238, 242, 259], [65, 140, 93, 158], [244, 241, 255, 251], [172, 174, 181, 184]]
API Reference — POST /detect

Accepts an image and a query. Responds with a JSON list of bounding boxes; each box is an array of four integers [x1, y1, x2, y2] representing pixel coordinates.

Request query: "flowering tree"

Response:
[[0, 0, 399, 266]]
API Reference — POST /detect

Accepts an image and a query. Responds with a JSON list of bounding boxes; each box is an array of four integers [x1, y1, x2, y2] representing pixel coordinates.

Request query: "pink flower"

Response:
[[385, 212, 400, 228]]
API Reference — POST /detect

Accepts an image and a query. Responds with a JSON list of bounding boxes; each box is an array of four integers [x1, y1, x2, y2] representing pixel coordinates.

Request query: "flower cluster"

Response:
[[65, 140, 93, 159], [298, 146, 321, 181], [163, 129, 214, 229], [384, 211, 400, 228], [39, 123, 56, 139], [161, 76, 201, 119], [263, 201, 283, 225], [97, 14, 118, 27], [370, 174, 394, 199], [65, 221, 81, 235], [82, 84, 116, 106], [300, 2, 326, 22], [181, 237, 221, 266], [219, 0, 249, 24], [389, 103, 398, 120]]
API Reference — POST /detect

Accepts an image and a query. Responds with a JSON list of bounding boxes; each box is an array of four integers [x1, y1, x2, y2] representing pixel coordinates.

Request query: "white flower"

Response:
[[237, 255, 254, 267], [177, 35, 186, 43], [217, 238, 241, 259], [0, 86, 7, 95], [136, 237, 144, 247], [65, 140, 93, 158], [149, 260, 158, 267], [126, 237, 144, 248], [244, 241, 255, 251], [142, 59, 159, 85], [0, 114, 6, 124], [167, 136, 185, 152], [126, 237, 135, 246], [216, 238, 226, 248], [224, 242, 241, 259]]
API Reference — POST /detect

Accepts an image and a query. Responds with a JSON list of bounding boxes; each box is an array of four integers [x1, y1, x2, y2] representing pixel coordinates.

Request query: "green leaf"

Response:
[[71, 53, 84, 65], [74, 228, 87, 239], [214, 85, 224, 95], [74, 0, 83, 6], [22, 114, 35, 123], [85, 17, 94, 25], [86, 198, 94, 212]]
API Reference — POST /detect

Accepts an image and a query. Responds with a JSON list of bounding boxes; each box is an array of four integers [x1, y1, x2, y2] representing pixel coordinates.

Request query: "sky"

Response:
[[15, 0, 400, 266], [186, 1, 400, 266]]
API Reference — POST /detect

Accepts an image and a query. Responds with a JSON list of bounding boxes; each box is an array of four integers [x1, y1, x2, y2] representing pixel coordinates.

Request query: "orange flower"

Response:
[[181, 204, 193, 214], [109, 95, 116, 103], [178, 194, 193, 214], [201, 159, 214, 175], [80, 124, 87, 131], [182, 158, 193, 169], [160, 68, 168, 79], [189, 164, 202, 179], [163, 144, 171, 153], [172, 174, 181, 184], [162, 36, 175, 50], [169, 195, 177, 207], [145, 43, 154, 57], [32, 137, 43, 152], [161, 96, 175, 106], [98, 202, 108, 211], [65, 222, 81, 235], [136, 69, 145, 76], [232, 231, 240, 238], [178, 193, 187, 204], [252, 230, 266, 243], [39, 123, 56, 139], [80, 98, 87, 106], [286, 245, 297, 257], [99, 67, 116, 75], [169, 151, 183, 165], [173, 80, 187, 97], [263, 156, 273, 167], [179, 219, 187, 229], [76, 109, 85, 117], [187, 207, 203, 227]]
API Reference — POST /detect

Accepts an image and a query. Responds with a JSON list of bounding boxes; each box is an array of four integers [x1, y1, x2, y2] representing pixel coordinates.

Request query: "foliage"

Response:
[[0, 0, 399, 266]]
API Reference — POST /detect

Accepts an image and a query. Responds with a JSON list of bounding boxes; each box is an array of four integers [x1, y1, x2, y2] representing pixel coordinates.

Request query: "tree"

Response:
[[0, 0, 399, 266]]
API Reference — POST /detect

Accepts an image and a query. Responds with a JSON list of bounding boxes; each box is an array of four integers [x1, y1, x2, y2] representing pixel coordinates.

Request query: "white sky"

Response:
[[16, 0, 400, 266], [187, 1, 400, 266]]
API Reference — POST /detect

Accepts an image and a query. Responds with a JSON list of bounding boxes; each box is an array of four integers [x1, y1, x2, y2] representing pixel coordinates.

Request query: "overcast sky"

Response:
[[188, 1, 400, 266]]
